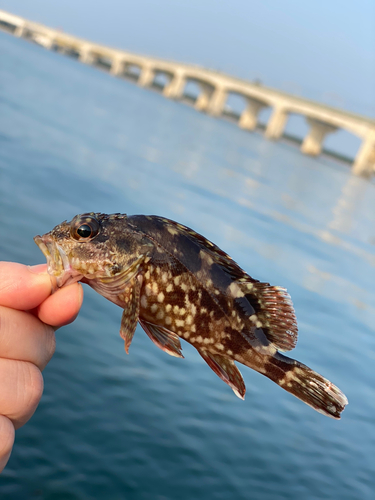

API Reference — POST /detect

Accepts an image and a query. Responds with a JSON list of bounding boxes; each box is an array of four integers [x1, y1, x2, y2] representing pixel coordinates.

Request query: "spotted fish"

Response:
[[34, 213, 348, 418]]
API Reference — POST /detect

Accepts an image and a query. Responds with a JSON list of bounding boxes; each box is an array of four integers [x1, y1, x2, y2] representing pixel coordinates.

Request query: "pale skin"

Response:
[[0, 262, 83, 473]]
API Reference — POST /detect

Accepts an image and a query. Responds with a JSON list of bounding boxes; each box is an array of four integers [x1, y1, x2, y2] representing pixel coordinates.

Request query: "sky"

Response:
[[1, 0, 375, 116]]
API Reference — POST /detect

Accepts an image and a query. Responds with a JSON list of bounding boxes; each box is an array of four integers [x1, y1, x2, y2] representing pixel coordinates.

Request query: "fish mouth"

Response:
[[34, 234, 84, 289]]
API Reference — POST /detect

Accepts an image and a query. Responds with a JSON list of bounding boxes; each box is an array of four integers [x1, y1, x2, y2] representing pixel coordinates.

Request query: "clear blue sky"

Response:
[[2, 0, 375, 116]]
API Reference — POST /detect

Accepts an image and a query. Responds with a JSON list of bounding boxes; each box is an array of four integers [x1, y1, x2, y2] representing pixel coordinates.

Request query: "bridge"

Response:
[[1, 8, 375, 178]]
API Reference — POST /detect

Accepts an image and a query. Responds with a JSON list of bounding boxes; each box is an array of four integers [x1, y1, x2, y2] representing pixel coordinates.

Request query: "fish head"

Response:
[[34, 213, 152, 289]]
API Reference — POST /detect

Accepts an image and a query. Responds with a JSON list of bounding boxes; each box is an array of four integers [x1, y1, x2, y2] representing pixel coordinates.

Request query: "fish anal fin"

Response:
[[198, 349, 246, 399], [241, 281, 298, 352], [139, 320, 184, 358], [119, 277, 141, 354]]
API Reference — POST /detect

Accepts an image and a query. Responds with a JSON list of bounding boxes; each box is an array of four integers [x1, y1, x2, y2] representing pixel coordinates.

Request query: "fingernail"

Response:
[[28, 264, 48, 274]]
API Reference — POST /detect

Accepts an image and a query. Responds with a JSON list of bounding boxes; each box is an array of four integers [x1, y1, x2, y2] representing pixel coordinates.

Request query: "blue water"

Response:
[[1, 31, 375, 500]]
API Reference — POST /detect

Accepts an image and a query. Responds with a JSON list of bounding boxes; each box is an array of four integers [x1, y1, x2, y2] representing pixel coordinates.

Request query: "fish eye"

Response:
[[71, 216, 100, 241], [77, 224, 93, 238]]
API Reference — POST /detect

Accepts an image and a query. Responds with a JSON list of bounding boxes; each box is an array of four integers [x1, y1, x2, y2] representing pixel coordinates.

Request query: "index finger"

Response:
[[0, 262, 53, 310]]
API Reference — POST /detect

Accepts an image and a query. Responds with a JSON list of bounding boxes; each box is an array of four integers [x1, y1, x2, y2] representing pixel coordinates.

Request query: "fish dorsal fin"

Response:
[[198, 349, 246, 399], [119, 277, 142, 354], [159, 218, 257, 283], [239, 281, 298, 352], [139, 320, 184, 358]]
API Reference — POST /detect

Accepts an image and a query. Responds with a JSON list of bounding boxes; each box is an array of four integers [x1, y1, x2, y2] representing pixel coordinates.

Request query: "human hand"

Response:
[[0, 262, 83, 472]]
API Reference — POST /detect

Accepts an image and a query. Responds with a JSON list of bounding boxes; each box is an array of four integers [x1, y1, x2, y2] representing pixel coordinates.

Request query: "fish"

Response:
[[34, 212, 348, 419]]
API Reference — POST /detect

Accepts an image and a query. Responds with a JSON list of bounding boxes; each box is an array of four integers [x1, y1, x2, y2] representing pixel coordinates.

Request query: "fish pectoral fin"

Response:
[[139, 320, 184, 358], [240, 281, 298, 352], [197, 349, 246, 400], [119, 277, 141, 354]]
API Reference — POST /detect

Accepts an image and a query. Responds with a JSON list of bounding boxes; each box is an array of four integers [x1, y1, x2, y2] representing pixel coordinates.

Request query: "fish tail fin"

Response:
[[264, 352, 348, 419]]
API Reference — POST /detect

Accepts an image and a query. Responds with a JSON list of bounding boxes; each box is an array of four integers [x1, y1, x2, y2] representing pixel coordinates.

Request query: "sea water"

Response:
[[1, 31, 375, 500]]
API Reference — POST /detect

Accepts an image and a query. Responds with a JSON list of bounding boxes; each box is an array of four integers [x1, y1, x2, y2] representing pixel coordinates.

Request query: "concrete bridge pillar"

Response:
[[30, 31, 55, 49], [239, 97, 267, 130], [80, 46, 94, 64], [352, 130, 375, 177], [14, 24, 25, 37], [110, 57, 124, 76], [195, 84, 215, 112], [301, 118, 337, 156], [265, 105, 289, 139], [42, 35, 55, 50], [207, 86, 228, 116], [163, 72, 186, 99], [138, 66, 155, 87]]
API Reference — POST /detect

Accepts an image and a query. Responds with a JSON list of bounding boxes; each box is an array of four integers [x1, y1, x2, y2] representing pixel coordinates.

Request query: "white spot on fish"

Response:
[[184, 294, 191, 308], [165, 316, 172, 325], [186, 315, 193, 325], [176, 319, 185, 327], [165, 304, 172, 312], [199, 250, 213, 265], [141, 295, 148, 308], [279, 370, 297, 387], [229, 282, 244, 298], [254, 344, 277, 356], [174, 276, 181, 286], [157, 292, 165, 303], [156, 310, 164, 320], [166, 283, 173, 293], [167, 226, 179, 236]]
